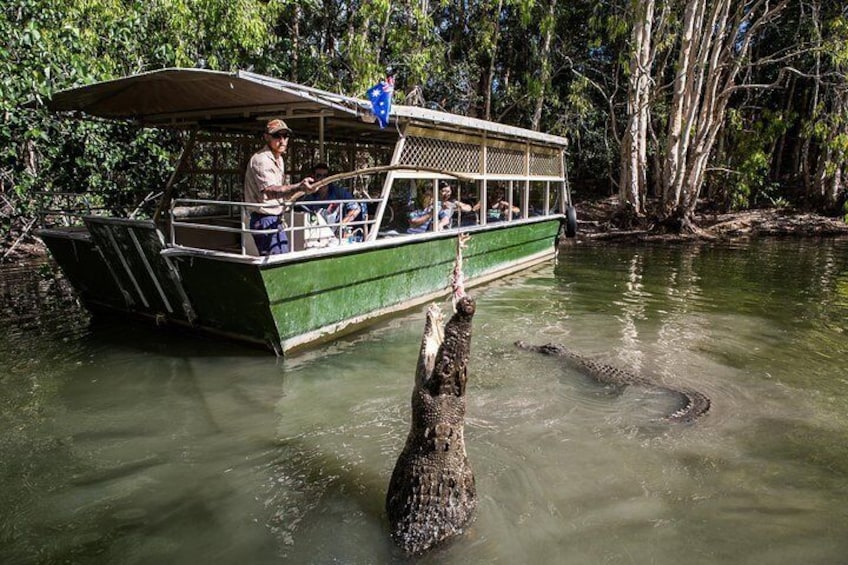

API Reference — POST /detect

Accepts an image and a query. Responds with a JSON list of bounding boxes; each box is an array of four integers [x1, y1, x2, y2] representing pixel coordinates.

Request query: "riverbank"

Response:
[[573, 197, 848, 242]]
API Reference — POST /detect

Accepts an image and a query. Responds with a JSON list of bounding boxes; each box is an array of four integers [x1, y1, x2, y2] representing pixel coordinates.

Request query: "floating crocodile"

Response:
[[386, 235, 477, 554], [514, 341, 710, 423]]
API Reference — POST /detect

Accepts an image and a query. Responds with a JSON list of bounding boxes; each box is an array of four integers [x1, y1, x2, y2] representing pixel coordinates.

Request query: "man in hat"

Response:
[[244, 118, 315, 255]]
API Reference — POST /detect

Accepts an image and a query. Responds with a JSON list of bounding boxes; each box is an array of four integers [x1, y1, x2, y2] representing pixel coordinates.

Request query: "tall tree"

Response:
[[530, 0, 557, 132], [662, 0, 789, 230], [614, 0, 790, 231], [801, 0, 848, 210], [1, 0, 282, 232], [477, 0, 505, 120], [618, 0, 656, 216]]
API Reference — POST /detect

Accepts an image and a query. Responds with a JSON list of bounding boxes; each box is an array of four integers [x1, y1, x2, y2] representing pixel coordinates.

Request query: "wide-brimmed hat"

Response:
[[265, 118, 291, 135]]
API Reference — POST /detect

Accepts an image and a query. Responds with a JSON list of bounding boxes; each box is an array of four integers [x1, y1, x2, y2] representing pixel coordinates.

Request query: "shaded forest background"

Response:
[[2, 0, 847, 249]]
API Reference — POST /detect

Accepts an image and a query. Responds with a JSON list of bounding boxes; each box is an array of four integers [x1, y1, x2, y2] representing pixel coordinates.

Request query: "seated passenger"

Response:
[[301, 163, 367, 239], [487, 189, 520, 221], [439, 182, 477, 226], [407, 192, 452, 234]]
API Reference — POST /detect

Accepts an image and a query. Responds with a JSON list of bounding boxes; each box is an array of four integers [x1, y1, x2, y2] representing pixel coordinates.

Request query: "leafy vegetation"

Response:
[[2, 0, 847, 252]]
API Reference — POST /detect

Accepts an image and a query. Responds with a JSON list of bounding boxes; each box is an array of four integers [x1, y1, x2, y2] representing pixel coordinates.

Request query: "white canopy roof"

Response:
[[45, 68, 568, 148]]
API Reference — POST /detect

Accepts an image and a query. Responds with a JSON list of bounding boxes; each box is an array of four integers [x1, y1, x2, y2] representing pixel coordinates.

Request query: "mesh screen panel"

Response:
[[399, 137, 481, 173]]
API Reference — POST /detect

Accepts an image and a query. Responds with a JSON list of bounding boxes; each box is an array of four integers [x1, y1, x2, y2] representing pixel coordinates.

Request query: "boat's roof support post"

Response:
[[523, 179, 530, 220], [523, 143, 531, 219], [432, 178, 439, 232], [508, 180, 514, 221], [319, 114, 326, 162], [153, 129, 199, 223], [479, 134, 488, 226], [369, 123, 408, 240], [479, 179, 488, 226], [561, 148, 570, 211]]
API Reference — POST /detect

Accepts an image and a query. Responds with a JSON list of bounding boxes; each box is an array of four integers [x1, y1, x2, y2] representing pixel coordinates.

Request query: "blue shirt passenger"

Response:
[[407, 193, 452, 233], [301, 163, 366, 237]]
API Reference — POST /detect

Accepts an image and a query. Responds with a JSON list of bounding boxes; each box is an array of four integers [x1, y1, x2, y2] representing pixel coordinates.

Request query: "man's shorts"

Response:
[[249, 213, 289, 255]]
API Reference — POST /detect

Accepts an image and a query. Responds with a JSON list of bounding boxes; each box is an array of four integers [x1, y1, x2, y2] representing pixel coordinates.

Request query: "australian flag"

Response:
[[367, 76, 394, 128]]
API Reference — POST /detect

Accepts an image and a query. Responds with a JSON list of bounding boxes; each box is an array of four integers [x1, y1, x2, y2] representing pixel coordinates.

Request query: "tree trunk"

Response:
[[817, 94, 848, 209], [771, 74, 796, 181], [291, 3, 300, 80], [618, 0, 655, 217], [804, 0, 847, 210], [531, 0, 557, 132], [657, 0, 788, 231], [801, 0, 822, 199], [482, 0, 504, 121], [661, 0, 704, 216]]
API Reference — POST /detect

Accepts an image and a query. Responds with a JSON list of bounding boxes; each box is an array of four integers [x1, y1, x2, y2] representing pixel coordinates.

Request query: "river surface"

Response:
[[2, 239, 848, 564]]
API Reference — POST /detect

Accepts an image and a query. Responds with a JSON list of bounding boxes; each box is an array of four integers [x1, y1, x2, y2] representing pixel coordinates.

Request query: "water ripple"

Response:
[[4, 242, 848, 562]]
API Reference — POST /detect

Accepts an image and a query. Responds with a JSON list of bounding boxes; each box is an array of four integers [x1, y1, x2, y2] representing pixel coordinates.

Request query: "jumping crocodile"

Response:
[[386, 235, 477, 554], [514, 341, 710, 423]]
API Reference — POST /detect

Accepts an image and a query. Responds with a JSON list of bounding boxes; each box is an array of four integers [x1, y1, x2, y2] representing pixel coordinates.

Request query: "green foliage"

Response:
[[718, 107, 792, 210], [826, 15, 848, 66], [1, 0, 279, 235], [382, 2, 444, 101], [813, 15, 848, 184], [3, 0, 848, 246]]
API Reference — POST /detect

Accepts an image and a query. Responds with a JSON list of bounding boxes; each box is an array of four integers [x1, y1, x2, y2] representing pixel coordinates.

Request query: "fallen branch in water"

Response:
[[3, 216, 38, 262]]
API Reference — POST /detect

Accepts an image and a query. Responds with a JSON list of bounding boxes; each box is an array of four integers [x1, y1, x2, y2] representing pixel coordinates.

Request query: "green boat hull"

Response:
[[40, 216, 562, 354]]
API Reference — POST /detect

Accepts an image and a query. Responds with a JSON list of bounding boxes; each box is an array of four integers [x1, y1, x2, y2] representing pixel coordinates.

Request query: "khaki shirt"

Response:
[[244, 146, 285, 215]]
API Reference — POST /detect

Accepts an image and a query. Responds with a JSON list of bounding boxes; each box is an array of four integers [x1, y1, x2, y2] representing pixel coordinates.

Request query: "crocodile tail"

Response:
[[665, 388, 711, 423]]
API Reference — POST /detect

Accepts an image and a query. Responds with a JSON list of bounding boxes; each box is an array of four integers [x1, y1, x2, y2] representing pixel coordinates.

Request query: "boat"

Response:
[[36, 68, 576, 355]]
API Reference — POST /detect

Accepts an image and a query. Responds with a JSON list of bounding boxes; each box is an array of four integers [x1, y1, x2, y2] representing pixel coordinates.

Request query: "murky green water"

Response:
[[2, 239, 848, 564]]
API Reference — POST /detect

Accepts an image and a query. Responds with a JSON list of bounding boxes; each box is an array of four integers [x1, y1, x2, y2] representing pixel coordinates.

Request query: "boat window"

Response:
[[453, 183, 480, 228], [484, 182, 520, 223], [528, 182, 551, 217]]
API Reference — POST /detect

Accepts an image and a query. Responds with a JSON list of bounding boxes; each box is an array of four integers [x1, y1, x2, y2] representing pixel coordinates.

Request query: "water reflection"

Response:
[[2, 239, 848, 563]]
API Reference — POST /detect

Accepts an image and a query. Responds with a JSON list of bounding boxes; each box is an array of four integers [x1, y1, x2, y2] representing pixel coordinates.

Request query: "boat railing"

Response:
[[34, 191, 112, 228], [169, 197, 380, 256]]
